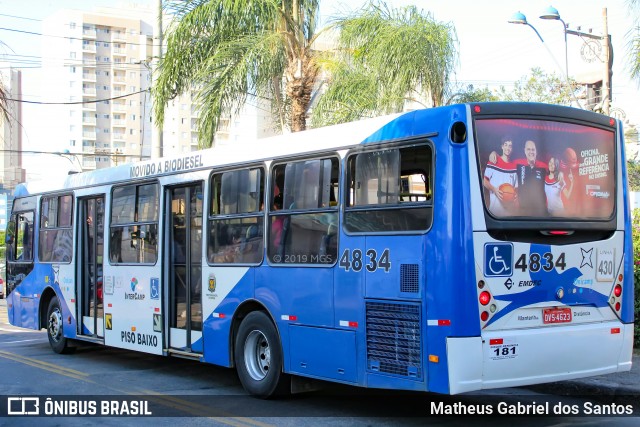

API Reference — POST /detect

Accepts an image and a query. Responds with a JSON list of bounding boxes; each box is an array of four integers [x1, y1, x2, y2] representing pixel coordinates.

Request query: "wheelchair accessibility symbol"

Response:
[[150, 278, 159, 300], [484, 243, 513, 277]]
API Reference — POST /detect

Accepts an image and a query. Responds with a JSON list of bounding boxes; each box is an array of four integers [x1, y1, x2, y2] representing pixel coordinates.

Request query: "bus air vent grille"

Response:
[[365, 302, 422, 380], [400, 264, 419, 293]]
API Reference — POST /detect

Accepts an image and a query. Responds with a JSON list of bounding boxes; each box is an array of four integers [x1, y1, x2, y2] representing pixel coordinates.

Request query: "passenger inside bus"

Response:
[[271, 193, 285, 250]]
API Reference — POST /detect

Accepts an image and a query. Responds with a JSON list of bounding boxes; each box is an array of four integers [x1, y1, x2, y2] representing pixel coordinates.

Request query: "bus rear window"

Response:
[[476, 118, 615, 220]]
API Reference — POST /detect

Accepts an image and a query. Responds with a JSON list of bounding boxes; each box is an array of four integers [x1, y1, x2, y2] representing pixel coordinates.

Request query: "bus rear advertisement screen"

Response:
[[475, 118, 616, 220]]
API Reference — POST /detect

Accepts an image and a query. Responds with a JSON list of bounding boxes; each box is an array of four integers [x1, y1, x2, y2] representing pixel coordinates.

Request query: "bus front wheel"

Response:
[[235, 311, 289, 398], [47, 296, 74, 354]]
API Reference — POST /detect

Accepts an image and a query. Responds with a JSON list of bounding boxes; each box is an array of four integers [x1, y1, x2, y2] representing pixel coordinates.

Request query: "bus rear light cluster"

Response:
[[608, 272, 624, 315], [478, 281, 495, 326]]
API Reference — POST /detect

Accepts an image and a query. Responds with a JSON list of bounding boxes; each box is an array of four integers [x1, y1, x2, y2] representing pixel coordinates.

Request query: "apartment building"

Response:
[[42, 8, 153, 170], [41, 5, 282, 169], [0, 63, 26, 190], [162, 91, 279, 156]]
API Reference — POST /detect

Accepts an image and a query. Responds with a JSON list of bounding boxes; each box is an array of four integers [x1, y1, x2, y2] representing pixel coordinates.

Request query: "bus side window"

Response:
[[39, 194, 74, 263], [268, 158, 339, 265], [345, 144, 433, 233], [208, 167, 264, 265]]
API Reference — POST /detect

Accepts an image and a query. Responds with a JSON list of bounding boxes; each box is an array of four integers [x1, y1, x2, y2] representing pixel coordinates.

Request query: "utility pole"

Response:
[[602, 7, 610, 116], [151, 0, 163, 159], [564, 8, 612, 115]]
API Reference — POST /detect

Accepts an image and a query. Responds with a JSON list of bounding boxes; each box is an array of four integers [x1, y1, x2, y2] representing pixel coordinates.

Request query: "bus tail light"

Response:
[[480, 311, 489, 321], [613, 284, 622, 297], [608, 268, 624, 316], [479, 291, 491, 306]]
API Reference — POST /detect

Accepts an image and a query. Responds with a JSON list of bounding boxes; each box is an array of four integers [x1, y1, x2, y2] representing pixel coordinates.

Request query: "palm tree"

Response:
[[311, 3, 457, 127], [629, 0, 640, 82], [153, 0, 322, 147], [0, 84, 7, 121]]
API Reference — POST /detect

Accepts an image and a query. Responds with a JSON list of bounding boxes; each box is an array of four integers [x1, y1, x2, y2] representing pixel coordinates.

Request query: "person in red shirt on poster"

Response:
[[483, 135, 518, 216]]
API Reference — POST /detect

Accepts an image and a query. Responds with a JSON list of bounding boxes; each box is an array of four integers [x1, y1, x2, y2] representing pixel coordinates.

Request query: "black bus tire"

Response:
[[235, 311, 290, 398], [47, 296, 74, 354]]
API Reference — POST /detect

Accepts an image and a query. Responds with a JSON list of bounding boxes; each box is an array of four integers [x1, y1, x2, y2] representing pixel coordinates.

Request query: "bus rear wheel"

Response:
[[235, 311, 289, 398], [47, 296, 74, 354]]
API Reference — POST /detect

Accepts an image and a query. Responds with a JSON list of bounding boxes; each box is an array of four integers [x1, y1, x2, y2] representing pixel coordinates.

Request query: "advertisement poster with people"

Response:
[[476, 118, 615, 219]]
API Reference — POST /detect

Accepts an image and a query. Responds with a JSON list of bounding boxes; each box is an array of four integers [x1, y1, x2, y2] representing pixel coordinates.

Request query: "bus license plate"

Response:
[[543, 308, 572, 324]]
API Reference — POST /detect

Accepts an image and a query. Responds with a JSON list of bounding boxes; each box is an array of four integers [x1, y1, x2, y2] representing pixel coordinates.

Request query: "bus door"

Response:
[[78, 196, 105, 338], [167, 183, 203, 353]]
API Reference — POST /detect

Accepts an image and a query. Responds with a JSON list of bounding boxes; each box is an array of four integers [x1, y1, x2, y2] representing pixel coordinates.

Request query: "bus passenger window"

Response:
[[110, 183, 159, 264], [345, 143, 433, 233], [208, 167, 264, 265], [39, 194, 74, 263], [268, 158, 339, 265]]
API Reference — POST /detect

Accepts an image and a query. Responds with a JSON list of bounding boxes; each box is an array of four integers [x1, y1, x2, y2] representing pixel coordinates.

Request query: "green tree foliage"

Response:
[[628, 161, 640, 190], [445, 84, 498, 105], [628, 0, 640, 83], [154, 0, 322, 147], [496, 67, 578, 105], [311, 3, 457, 127], [632, 209, 640, 346]]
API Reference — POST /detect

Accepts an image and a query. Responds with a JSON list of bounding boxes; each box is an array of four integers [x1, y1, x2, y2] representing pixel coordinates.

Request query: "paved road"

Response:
[[0, 299, 638, 426]]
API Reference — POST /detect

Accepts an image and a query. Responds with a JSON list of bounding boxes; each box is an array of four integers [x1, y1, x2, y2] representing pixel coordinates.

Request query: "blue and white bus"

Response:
[[5, 102, 633, 397]]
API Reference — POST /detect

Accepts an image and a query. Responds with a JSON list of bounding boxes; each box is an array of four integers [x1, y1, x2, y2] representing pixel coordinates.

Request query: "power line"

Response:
[[0, 52, 153, 70], [0, 25, 162, 48], [5, 89, 149, 105], [0, 12, 42, 22]]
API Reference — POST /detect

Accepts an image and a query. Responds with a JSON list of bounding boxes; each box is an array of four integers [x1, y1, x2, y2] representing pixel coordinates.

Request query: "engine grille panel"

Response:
[[366, 301, 422, 379]]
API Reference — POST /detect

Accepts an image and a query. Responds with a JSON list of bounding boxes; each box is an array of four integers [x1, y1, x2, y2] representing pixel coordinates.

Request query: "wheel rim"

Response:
[[48, 307, 62, 343], [243, 329, 271, 381]]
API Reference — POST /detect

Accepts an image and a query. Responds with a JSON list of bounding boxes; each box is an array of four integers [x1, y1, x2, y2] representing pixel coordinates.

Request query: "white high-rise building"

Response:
[[0, 63, 26, 189], [41, 5, 281, 170], [162, 91, 279, 156], [42, 8, 153, 170]]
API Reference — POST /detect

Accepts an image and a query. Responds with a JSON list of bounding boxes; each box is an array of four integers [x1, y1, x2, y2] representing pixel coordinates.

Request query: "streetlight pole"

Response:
[[602, 8, 610, 115], [539, 6, 569, 79], [508, 11, 581, 108], [510, 8, 615, 113], [539, 6, 611, 115], [508, 12, 545, 43], [151, 0, 163, 159]]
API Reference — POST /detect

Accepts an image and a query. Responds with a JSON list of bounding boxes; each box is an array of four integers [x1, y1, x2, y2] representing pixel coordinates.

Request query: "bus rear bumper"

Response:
[[446, 321, 633, 394]]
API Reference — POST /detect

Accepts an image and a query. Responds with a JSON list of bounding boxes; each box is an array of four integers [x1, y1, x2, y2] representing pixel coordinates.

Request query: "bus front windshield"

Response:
[[476, 118, 615, 220]]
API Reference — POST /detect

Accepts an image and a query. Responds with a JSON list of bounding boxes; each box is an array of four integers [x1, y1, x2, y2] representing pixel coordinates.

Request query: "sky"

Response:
[[0, 0, 639, 180]]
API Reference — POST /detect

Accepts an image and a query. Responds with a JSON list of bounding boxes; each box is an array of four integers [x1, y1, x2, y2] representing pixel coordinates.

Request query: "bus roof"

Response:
[[16, 111, 405, 196]]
